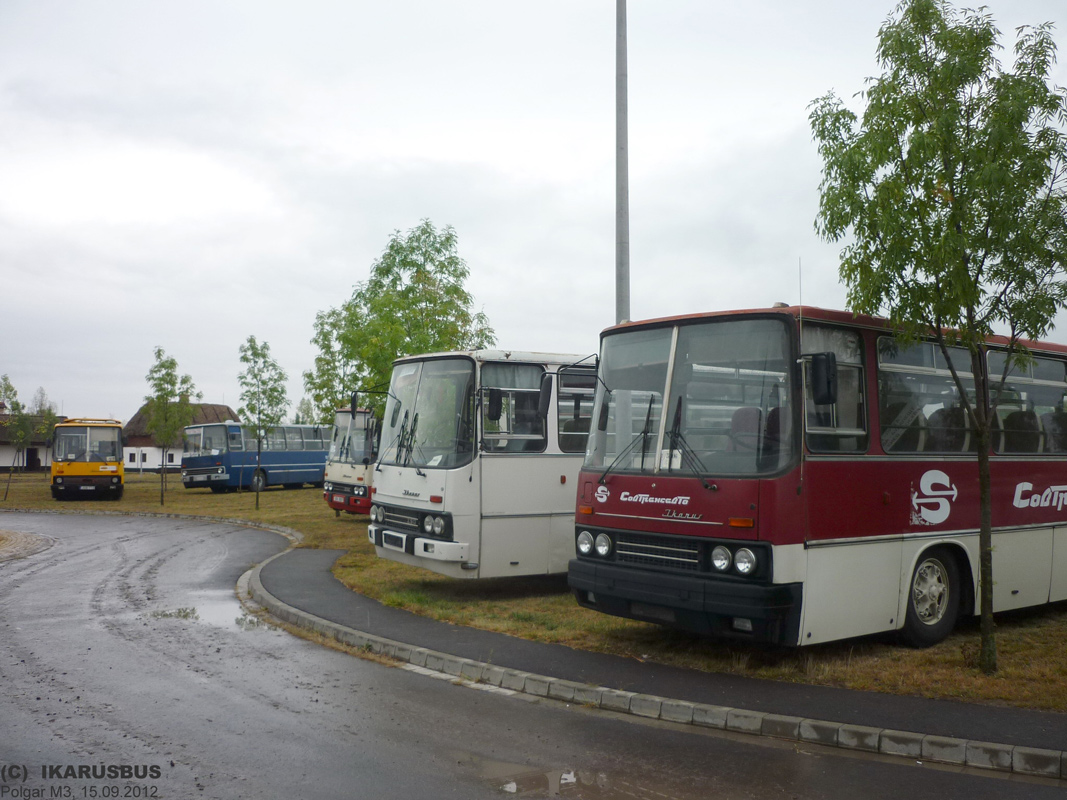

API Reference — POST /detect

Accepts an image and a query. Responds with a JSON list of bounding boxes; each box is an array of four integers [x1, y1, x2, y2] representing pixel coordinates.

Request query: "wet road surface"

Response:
[[0, 512, 1061, 799]]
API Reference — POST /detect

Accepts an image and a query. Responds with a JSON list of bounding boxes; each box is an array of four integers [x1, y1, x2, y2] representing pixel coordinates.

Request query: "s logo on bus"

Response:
[[594, 485, 610, 503], [911, 469, 958, 526]]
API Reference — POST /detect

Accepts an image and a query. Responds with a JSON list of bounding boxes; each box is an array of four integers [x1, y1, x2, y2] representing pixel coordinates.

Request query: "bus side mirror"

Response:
[[350, 392, 358, 417], [487, 389, 503, 422], [597, 392, 611, 431], [537, 374, 553, 420], [390, 403, 402, 428], [811, 352, 838, 406]]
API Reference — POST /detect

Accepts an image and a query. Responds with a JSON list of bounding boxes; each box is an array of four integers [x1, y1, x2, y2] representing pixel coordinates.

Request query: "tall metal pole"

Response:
[[615, 0, 630, 325]]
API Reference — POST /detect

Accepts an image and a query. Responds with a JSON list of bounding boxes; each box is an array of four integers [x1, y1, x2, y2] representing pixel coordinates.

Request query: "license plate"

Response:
[[630, 602, 676, 624], [333, 494, 345, 503], [79, 486, 94, 491]]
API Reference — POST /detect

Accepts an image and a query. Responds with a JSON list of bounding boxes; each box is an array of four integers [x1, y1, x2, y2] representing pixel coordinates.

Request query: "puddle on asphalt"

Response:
[[459, 753, 701, 799], [151, 590, 274, 631]]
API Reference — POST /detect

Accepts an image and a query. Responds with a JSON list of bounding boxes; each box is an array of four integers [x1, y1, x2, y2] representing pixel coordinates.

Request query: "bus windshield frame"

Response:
[[379, 357, 476, 470], [585, 316, 795, 478], [53, 424, 123, 463]]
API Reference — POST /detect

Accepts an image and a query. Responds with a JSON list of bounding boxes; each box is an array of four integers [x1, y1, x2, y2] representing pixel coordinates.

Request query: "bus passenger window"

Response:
[[802, 327, 867, 453], [557, 366, 596, 453], [480, 363, 547, 453]]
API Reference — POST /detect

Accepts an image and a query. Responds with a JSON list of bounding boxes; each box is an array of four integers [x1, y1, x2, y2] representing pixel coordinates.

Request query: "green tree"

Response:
[[0, 376, 35, 500], [29, 387, 59, 467], [144, 348, 201, 506], [238, 335, 289, 509], [303, 220, 495, 419], [293, 397, 318, 425], [809, 0, 1067, 673]]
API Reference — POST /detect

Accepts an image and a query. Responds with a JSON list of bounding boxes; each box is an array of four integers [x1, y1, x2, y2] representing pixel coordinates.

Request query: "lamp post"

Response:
[[616, 0, 630, 325]]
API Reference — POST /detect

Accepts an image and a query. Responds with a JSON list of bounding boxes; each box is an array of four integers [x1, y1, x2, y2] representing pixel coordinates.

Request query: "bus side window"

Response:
[[557, 367, 596, 453], [802, 327, 867, 453], [480, 363, 547, 453]]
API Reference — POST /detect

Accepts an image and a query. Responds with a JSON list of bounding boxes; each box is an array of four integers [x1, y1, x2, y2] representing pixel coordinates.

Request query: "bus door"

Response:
[[478, 362, 556, 575]]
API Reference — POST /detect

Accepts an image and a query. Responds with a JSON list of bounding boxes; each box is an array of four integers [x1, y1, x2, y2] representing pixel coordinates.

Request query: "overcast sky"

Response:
[[2, 1, 1065, 423]]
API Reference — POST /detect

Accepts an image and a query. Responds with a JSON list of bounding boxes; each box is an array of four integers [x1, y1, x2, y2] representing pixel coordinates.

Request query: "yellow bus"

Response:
[[50, 418, 125, 500]]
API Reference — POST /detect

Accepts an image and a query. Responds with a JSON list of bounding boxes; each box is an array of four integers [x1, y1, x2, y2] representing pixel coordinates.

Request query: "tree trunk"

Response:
[[972, 355, 997, 675], [3, 451, 16, 501], [159, 447, 166, 506]]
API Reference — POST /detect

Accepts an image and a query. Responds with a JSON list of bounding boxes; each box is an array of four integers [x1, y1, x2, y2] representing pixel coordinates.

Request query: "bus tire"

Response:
[[251, 470, 267, 493], [900, 548, 960, 647]]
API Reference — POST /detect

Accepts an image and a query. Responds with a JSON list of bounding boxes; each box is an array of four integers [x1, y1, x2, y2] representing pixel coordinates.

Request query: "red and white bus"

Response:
[[323, 404, 378, 516], [569, 305, 1067, 646]]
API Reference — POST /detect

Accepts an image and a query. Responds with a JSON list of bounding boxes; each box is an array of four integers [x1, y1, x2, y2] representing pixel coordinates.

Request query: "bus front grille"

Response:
[[382, 508, 419, 531], [614, 532, 702, 572]]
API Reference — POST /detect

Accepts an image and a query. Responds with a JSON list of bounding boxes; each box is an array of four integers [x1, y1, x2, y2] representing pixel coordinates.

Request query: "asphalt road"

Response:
[[0, 511, 1061, 799]]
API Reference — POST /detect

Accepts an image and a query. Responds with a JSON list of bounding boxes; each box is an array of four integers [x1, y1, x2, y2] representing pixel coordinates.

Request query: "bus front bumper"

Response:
[[368, 525, 470, 563], [568, 559, 803, 646], [181, 471, 229, 487], [324, 484, 370, 514]]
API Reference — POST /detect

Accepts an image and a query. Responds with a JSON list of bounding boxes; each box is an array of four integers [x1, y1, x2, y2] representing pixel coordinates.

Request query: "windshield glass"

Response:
[[380, 358, 475, 469], [330, 410, 376, 463], [586, 318, 794, 477], [55, 426, 121, 463], [183, 425, 229, 456], [584, 327, 672, 472]]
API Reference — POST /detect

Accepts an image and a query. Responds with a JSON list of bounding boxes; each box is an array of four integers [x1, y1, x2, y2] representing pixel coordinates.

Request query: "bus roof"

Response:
[[392, 349, 594, 367], [601, 305, 1067, 357], [56, 418, 122, 427]]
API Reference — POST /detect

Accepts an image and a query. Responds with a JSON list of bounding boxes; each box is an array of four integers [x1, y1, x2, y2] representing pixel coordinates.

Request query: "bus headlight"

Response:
[[423, 515, 434, 534], [376, 505, 386, 523], [576, 531, 594, 555], [432, 517, 445, 535], [370, 505, 380, 522], [734, 548, 757, 575], [711, 546, 732, 572], [594, 533, 612, 557]]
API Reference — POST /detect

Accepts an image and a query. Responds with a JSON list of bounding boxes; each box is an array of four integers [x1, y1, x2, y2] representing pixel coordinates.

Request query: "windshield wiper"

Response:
[[402, 413, 426, 476], [374, 409, 410, 473], [667, 397, 715, 490], [598, 396, 657, 485]]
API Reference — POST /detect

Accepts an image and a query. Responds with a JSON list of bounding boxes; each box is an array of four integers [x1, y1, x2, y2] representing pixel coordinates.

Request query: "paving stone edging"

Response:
[[247, 552, 1066, 781]]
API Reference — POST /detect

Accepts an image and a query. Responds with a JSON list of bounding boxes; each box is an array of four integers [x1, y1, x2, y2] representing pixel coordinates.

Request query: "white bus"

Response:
[[367, 350, 596, 578], [323, 403, 378, 516]]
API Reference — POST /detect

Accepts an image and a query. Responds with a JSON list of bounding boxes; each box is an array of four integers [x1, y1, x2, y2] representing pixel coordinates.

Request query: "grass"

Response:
[[5, 470, 1067, 711]]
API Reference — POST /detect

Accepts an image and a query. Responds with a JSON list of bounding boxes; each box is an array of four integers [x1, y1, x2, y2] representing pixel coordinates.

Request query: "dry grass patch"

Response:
[[6, 471, 1067, 710]]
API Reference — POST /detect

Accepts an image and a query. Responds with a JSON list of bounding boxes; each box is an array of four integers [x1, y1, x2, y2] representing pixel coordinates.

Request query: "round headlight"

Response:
[[370, 504, 379, 522], [217, 467, 224, 474], [576, 530, 594, 555], [734, 548, 757, 575], [423, 515, 434, 534], [711, 545, 732, 572], [56, 477, 63, 485], [595, 533, 612, 557], [376, 505, 386, 523], [432, 517, 445, 535]]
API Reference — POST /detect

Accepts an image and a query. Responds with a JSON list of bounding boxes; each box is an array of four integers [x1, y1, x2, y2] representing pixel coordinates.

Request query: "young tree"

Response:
[[238, 336, 289, 510], [144, 348, 201, 506], [303, 220, 495, 419], [0, 376, 34, 500], [29, 387, 59, 469], [810, 0, 1067, 673]]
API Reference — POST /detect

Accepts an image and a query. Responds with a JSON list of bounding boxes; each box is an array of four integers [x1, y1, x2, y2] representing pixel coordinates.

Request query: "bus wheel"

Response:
[[251, 470, 267, 493], [901, 548, 960, 647]]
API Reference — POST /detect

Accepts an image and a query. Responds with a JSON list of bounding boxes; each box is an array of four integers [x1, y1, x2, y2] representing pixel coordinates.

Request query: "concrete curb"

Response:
[[247, 556, 1067, 780]]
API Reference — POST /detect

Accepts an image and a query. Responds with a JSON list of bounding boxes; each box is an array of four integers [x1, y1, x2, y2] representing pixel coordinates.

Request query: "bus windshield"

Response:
[[182, 425, 231, 457], [586, 317, 794, 477], [330, 410, 376, 464], [54, 425, 122, 463], [380, 358, 475, 469]]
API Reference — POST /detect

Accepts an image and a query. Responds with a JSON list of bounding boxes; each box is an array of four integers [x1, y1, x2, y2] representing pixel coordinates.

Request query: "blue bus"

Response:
[[180, 421, 328, 492]]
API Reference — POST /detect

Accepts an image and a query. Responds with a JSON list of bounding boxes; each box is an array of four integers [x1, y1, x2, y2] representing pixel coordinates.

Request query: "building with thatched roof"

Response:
[[123, 403, 239, 472]]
